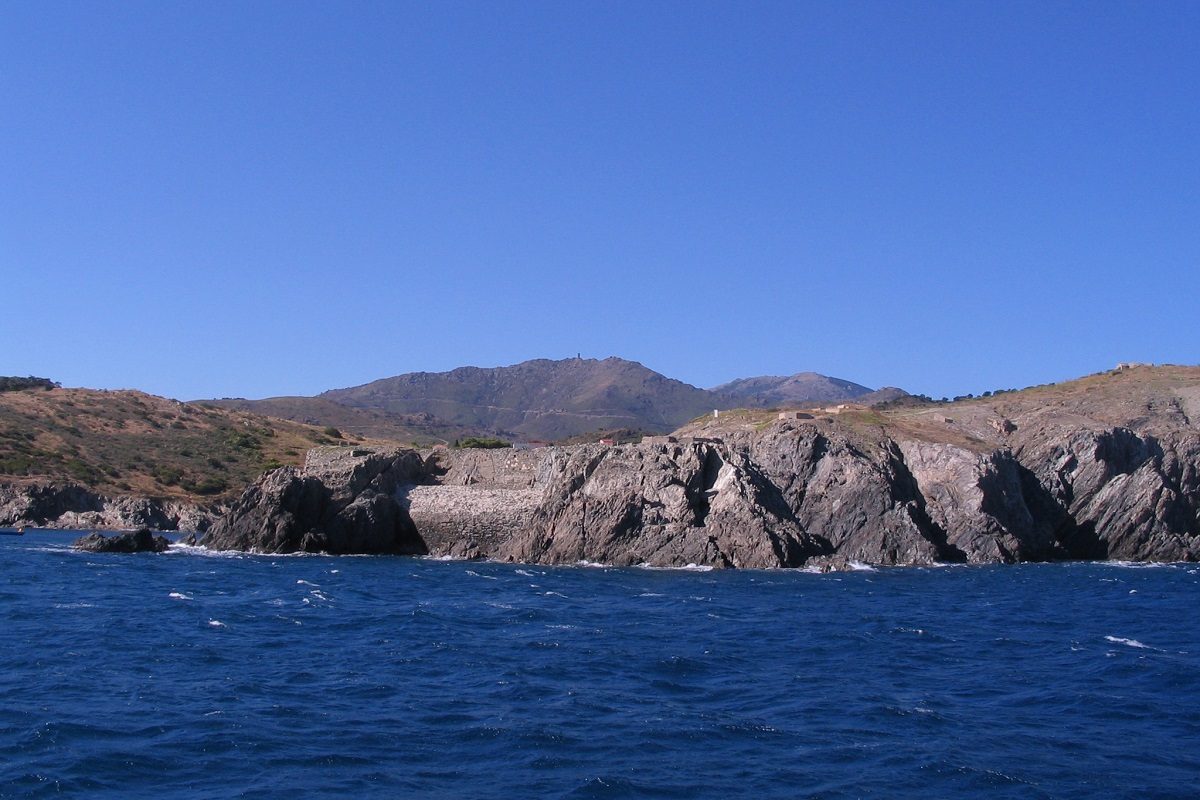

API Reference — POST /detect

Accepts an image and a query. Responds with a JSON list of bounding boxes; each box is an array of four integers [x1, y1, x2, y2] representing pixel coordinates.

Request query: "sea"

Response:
[[1, 530, 1197, 799]]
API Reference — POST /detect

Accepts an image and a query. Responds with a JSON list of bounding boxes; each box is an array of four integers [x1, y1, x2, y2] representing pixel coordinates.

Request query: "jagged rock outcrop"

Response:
[[1013, 426, 1200, 561], [895, 441, 1061, 563], [200, 447, 427, 554], [0, 482, 218, 532], [738, 428, 945, 565], [72, 527, 171, 553], [497, 441, 818, 568]]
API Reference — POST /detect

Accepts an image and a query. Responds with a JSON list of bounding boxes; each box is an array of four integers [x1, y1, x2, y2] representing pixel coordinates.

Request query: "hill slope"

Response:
[[201, 396, 490, 445], [712, 372, 873, 407], [685, 364, 1200, 449], [320, 357, 721, 440], [204, 359, 884, 442], [0, 385, 382, 503]]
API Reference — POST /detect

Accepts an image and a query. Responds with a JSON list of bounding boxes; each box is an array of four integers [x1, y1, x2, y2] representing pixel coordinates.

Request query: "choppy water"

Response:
[[1, 530, 1198, 799]]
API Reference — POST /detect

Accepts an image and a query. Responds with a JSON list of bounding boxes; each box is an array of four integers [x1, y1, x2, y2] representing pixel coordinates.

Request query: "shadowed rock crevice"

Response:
[[885, 445, 966, 564], [1016, 426, 1200, 562]]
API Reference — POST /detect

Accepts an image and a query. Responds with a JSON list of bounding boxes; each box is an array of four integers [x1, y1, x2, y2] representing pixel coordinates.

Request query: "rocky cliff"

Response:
[[199, 447, 427, 554], [197, 367, 1200, 568], [0, 482, 217, 532]]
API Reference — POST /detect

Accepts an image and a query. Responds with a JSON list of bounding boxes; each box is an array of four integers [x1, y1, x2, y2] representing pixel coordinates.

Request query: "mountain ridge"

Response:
[[711, 372, 874, 407], [318, 357, 721, 440], [231, 357, 884, 441]]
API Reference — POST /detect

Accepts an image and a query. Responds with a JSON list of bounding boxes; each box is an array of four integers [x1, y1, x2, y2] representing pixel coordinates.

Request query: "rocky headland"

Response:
[[198, 366, 1200, 568], [200, 447, 427, 555]]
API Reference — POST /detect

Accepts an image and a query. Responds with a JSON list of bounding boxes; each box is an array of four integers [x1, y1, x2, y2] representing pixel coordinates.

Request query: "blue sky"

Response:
[[3, 1, 1197, 400]]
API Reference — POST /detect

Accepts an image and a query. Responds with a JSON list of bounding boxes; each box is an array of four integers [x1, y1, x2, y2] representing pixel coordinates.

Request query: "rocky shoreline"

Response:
[[9, 372, 1198, 570], [0, 482, 218, 534], [195, 408, 1200, 568]]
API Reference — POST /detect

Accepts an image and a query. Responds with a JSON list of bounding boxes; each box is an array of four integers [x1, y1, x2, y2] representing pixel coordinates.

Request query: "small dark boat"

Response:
[[1, 526, 26, 536]]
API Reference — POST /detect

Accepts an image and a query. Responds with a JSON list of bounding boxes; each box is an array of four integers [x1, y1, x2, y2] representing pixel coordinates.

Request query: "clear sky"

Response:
[[3, 1, 1197, 401]]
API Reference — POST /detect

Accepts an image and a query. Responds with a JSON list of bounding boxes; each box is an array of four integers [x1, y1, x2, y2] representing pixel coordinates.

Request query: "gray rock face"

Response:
[[497, 442, 817, 568], [200, 447, 427, 554], [896, 441, 1060, 563], [399, 484, 542, 559], [202, 414, 1200, 567], [740, 429, 943, 566], [72, 527, 170, 553], [398, 448, 565, 558], [1014, 427, 1200, 561], [0, 483, 217, 533]]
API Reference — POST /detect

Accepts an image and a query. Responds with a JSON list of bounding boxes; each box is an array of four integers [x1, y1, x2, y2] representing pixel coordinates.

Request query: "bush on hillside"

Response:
[[0, 376, 57, 392], [456, 437, 512, 449]]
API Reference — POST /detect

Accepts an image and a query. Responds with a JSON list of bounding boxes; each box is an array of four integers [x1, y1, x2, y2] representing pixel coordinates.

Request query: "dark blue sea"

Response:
[[1, 531, 1198, 799]]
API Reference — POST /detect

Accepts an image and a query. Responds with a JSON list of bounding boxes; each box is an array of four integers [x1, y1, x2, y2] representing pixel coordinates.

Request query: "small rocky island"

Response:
[[73, 527, 171, 553]]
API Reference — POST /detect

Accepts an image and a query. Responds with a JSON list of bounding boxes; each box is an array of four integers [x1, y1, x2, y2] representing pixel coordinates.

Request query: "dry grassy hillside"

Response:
[[203, 395, 490, 445], [679, 365, 1200, 449], [0, 385, 390, 502]]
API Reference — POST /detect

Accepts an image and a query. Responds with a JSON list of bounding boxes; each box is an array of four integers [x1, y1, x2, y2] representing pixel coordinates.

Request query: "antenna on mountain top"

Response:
[[577, 353, 581, 360]]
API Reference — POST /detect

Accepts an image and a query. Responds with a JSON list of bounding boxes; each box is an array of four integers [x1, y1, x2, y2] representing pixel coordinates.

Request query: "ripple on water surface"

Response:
[[1, 532, 1198, 799]]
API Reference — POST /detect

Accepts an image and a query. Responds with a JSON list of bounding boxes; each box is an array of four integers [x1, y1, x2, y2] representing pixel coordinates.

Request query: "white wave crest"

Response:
[[465, 570, 499, 580], [166, 545, 248, 559], [1105, 635, 1153, 649]]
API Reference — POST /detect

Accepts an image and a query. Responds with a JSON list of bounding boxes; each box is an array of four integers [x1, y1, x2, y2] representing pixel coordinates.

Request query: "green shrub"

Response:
[[152, 465, 183, 486], [0, 455, 33, 474], [65, 458, 99, 482], [225, 431, 261, 450], [187, 476, 228, 495], [457, 437, 512, 449], [0, 376, 57, 392]]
